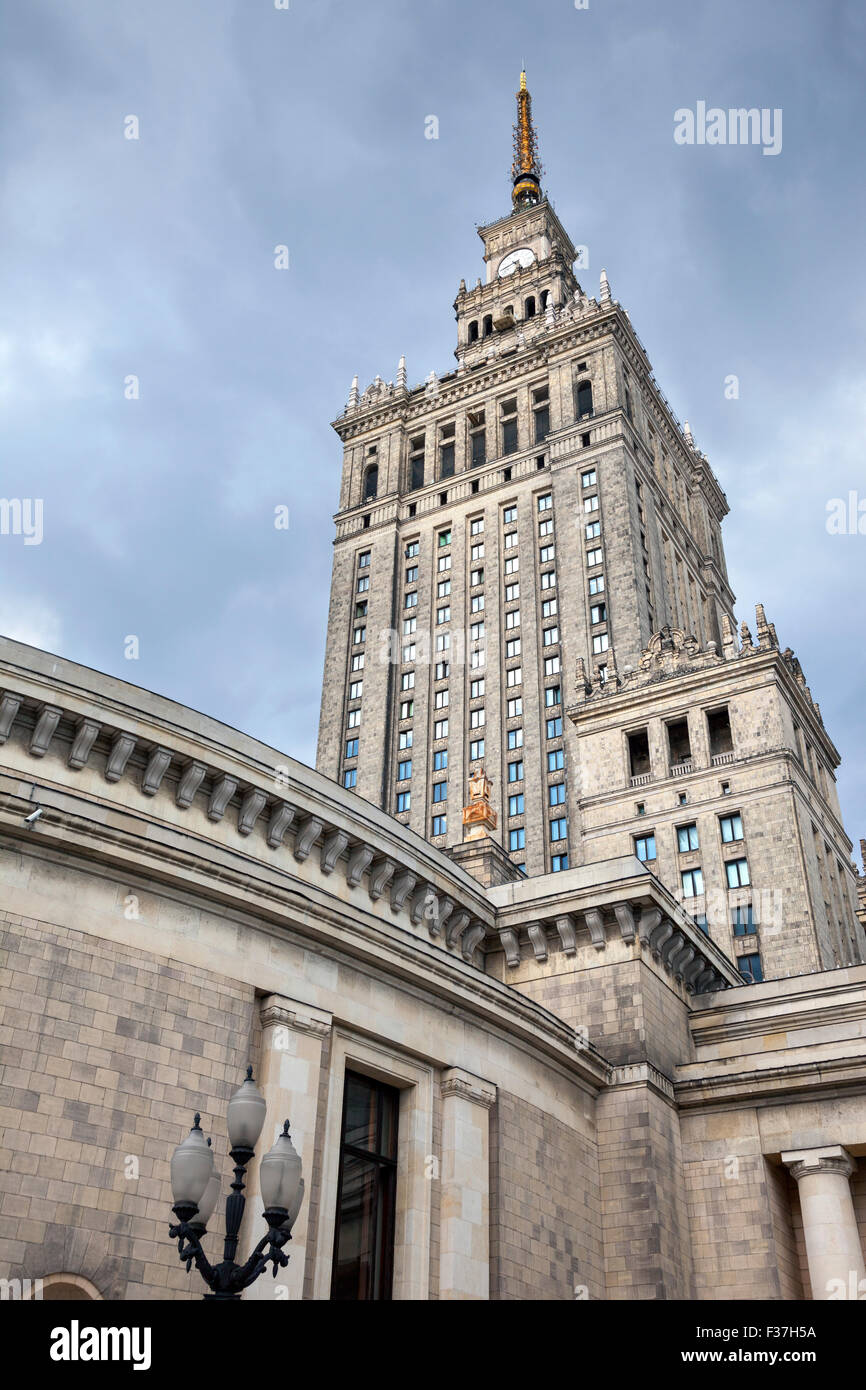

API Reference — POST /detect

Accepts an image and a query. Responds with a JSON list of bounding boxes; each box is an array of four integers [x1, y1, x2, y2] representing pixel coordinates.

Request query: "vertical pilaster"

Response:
[[439, 1068, 497, 1299], [242, 994, 332, 1301]]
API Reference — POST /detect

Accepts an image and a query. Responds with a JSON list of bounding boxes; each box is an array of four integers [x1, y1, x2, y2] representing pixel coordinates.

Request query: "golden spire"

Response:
[[511, 69, 542, 210]]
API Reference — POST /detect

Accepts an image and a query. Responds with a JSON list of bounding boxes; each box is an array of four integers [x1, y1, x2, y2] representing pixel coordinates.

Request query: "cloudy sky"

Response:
[[1, 0, 864, 851]]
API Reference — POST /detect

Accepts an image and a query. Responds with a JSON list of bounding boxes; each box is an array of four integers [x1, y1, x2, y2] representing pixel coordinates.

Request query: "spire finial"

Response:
[[511, 70, 542, 210]]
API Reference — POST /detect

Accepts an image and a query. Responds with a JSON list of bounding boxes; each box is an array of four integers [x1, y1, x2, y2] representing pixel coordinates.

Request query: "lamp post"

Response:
[[168, 1066, 305, 1300]]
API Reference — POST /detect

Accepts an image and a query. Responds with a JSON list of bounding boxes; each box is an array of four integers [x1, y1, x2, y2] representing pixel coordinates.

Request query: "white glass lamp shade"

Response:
[[282, 1177, 305, 1232], [170, 1116, 214, 1207], [194, 1167, 221, 1229], [227, 1067, 267, 1150], [260, 1121, 302, 1214]]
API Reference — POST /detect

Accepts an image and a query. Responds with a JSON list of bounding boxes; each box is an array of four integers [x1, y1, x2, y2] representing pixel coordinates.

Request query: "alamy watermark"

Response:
[[826, 492, 866, 535], [674, 103, 782, 157], [0, 498, 43, 545]]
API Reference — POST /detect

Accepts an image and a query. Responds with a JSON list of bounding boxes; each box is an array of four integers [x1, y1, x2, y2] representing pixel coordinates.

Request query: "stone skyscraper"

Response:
[[317, 73, 862, 982]]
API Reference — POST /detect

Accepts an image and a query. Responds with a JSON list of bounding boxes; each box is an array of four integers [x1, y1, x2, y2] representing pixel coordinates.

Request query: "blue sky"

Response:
[[1, 0, 864, 856]]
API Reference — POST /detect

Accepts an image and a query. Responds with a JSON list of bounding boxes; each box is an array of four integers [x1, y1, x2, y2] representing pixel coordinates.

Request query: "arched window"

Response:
[[468, 320, 479, 342], [524, 296, 536, 319], [576, 379, 593, 419], [540, 289, 550, 310], [482, 315, 493, 337], [363, 465, 378, 501]]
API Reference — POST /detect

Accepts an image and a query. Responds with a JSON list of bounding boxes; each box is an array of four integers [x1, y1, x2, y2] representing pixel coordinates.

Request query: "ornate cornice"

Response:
[[440, 1067, 497, 1109], [259, 995, 332, 1040]]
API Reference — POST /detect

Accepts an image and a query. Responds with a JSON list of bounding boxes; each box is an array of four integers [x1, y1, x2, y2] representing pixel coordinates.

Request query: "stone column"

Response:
[[242, 994, 332, 1301], [439, 1067, 496, 1300], [782, 1145, 865, 1300]]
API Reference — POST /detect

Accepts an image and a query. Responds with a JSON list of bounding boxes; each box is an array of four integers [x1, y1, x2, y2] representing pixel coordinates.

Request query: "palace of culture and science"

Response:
[[316, 73, 862, 985], [0, 75, 864, 1303]]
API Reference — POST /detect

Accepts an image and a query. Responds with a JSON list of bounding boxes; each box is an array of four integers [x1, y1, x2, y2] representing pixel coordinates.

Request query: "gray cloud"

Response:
[[1, 0, 864, 857]]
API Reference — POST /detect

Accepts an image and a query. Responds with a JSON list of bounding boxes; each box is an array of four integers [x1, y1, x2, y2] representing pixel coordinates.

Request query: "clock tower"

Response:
[[454, 73, 581, 366]]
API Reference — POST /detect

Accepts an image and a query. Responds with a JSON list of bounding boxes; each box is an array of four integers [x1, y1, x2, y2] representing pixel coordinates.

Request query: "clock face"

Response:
[[497, 246, 536, 278]]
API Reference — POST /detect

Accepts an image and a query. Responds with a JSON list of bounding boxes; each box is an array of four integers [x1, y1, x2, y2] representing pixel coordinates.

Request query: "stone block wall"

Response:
[[489, 1088, 603, 1300], [0, 909, 253, 1300]]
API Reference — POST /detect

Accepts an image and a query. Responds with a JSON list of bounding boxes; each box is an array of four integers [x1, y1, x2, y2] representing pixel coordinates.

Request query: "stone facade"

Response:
[[313, 154, 860, 987], [2, 77, 865, 1306], [315, 194, 735, 885], [568, 618, 864, 978], [1, 636, 865, 1302]]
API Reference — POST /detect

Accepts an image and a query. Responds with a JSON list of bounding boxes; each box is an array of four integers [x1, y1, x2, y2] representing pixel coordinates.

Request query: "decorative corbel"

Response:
[[499, 927, 521, 968], [584, 908, 607, 951], [238, 788, 268, 836], [526, 921, 548, 963], [68, 719, 101, 771], [461, 921, 486, 963], [267, 802, 295, 848], [105, 731, 136, 783], [30, 705, 62, 758], [293, 815, 323, 862], [346, 844, 374, 888], [142, 746, 172, 796], [446, 908, 470, 949], [390, 870, 417, 913], [0, 693, 21, 743], [554, 914, 577, 955], [614, 902, 636, 944], [176, 760, 207, 810], [208, 774, 238, 822], [368, 857, 396, 901]]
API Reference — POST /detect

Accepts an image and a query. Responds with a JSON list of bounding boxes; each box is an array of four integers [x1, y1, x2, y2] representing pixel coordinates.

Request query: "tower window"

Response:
[[482, 314, 493, 337], [634, 833, 656, 862], [576, 379, 593, 419], [468, 320, 479, 342], [628, 729, 651, 779], [732, 905, 756, 936], [725, 857, 750, 889], [408, 436, 425, 492], [363, 465, 378, 501], [667, 718, 692, 768], [707, 707, 734, 759], [737, 952, 763, 984], [500, 399, 518, 456], [677, 823, 700, 853], [533, 385, 550, 444], [524, 296, 536, 318], [439, 423, 455, 479]]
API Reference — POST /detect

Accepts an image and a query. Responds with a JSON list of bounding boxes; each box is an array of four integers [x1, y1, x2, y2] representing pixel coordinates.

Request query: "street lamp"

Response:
[[168, 1066, 304, 1300]]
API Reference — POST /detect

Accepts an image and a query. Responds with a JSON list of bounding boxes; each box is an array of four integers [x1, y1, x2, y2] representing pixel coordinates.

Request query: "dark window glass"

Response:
[[737, 952, 763, 983], [576, 380, 593, 419], [363, 465, 378, 501], [502, 419, 518, 455], [534, 406, 550, 444], [409, 456, 424, 492], [471, 431, 486, 467], [331, 1072, 399, 1301], [439, 443, 455, 478]]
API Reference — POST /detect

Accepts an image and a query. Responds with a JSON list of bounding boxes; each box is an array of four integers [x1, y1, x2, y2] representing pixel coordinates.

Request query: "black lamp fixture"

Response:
[[168, 1066, 305, 1300]]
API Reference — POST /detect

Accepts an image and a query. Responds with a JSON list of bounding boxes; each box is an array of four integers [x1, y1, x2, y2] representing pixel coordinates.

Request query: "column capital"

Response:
[[441, 1067, 496, 1110], [781, 1144, 856, 1182], [259, 993, 332, 1040]]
